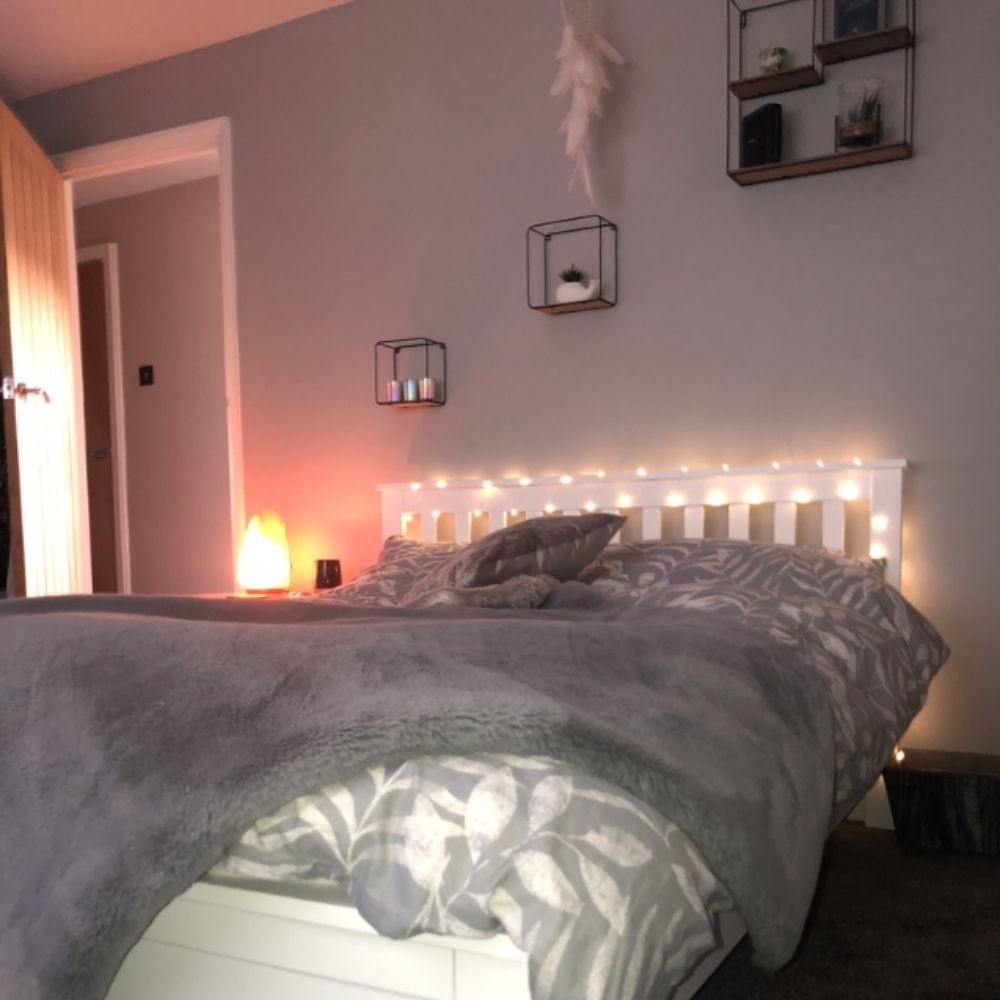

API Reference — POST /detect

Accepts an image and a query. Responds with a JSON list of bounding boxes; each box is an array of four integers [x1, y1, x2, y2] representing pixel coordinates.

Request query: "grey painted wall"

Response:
[[17, 0, 1000, 753], [76, 179, 232, 594]]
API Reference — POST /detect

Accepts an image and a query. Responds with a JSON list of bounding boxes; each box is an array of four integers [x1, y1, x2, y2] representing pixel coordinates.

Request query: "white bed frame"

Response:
[[109, 459, 906, 1000]]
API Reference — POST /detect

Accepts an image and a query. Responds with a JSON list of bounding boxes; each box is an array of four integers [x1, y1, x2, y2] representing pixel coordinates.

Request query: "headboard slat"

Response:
[[774, 502, 796, 544], [684, 506, 705, 539], [822, 500, 846, 552], [728, 503, 750, 541]]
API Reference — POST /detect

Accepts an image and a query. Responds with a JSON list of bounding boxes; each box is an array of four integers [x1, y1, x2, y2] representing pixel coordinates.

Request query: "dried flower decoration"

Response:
[[550, 0, 625, 204]]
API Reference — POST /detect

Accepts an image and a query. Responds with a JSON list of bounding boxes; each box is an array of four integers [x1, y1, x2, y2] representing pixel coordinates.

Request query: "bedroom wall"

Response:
[[15, 0, 1000, 754], [75, 179, 232, 594]]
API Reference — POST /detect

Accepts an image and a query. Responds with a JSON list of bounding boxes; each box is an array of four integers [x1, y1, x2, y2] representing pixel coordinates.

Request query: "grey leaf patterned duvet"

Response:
[[214, 540, 948, 1000], [214, 755, 731, 1000]]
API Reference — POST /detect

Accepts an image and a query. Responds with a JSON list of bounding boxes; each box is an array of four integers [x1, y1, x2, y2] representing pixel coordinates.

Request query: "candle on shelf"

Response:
[[387, 379, 402, 403], [403, 378, 419, 402], [419, 377, 437, 401]]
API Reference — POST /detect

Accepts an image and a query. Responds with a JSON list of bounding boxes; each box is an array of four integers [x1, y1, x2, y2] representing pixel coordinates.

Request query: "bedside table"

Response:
[[883, 749, 1000, 854]]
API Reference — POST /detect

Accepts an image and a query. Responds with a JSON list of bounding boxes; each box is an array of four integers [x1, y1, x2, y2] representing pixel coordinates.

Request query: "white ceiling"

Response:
[[0, 0, 355, 101]]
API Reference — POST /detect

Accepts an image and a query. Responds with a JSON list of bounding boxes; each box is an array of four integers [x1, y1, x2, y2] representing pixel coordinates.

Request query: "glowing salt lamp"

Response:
[[237, 509, 291, 593]]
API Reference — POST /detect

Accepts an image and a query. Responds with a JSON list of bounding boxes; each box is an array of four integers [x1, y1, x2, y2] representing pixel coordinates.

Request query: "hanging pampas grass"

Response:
[[550, 0, 624, 204]]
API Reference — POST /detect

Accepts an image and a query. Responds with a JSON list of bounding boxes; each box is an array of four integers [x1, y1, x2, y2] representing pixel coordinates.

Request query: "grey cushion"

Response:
[[314, 535, 463, 607], [403, 513, 625, 605]]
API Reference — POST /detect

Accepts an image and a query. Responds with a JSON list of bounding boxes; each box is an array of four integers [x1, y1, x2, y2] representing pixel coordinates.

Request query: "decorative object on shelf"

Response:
[[375, 338, 446, 408], [527, 215, 617, 314], [549, 0, 624, 204], [237, 509, 291, 594], [758, 46, 789, 75], [836, 77, 882, 148], [834, 0, 886, 39], [727, 0, 915, 186], [314, 558, 342, 590], [741, 103, 783, 167], [554, 263, 600, 304]]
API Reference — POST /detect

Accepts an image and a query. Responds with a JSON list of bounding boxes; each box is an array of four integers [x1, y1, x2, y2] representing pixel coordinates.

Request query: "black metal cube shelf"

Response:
[[375, 338, 446, 408], [527, 215, 618, 314]]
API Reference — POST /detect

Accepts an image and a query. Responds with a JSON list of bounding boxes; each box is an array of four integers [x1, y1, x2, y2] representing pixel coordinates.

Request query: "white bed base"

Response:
[[110, 460, 905, 1000]]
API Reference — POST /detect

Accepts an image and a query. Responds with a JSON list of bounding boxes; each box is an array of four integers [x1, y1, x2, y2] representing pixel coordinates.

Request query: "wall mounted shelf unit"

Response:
[[375, 338, 446, 408], [527, 215, 618, 314], [727, 0, 916, 186]]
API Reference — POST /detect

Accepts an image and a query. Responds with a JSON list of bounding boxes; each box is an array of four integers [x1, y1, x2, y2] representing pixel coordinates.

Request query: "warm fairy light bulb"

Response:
[[401, 513, 413, 525], [617, 493, 633, 508], [237, 510, 291, 593], [473, 509, 482, 517], [436, 479, 448, 489], [792, 488, 813, 505], [744, 487, 763, 505], [707, 489, 727, 507], [509, 508, 519, 516], [519, 476, 532, 486], [431, 509, 440, 520], [871, 513, 890, 532], [894, 747, 906, 764], [666, 492, 684, 508], [816, 459, 825, 468], [410, 482, 421, 491], [559, 474, 573, 485], [636, 467, 648, 477], [838, 481, 860, 501], [544, 502, 556, 514], [680, 466, 689, 474], [721, 463, 730, 472], [584, 501, 597, 512], [596, 470, 606, 479], [870, 542, 888, 560], [772, 461, 781, 470], [482, 479, 494, 490], [853, 457, 863, 467]]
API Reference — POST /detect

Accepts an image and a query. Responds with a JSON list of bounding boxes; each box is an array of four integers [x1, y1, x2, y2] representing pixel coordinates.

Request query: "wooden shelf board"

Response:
[[729, 142, 911, 186], [378, 400, 444, 409], [533, 298, 615, 315], [729, 65, 822, 100], [816, 26, 913, 65]]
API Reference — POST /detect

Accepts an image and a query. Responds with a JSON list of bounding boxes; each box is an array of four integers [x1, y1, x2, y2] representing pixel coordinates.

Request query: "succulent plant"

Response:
[[559, 263, 585, 283]]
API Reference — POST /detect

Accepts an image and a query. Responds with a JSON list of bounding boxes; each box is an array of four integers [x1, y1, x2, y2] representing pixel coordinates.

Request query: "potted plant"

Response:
[[554, 264, 600, 304], [837, 78, 882, 148]]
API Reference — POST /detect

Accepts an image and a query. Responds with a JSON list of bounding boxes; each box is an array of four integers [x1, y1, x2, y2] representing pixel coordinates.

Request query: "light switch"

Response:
[[139, 365, 154, 387]]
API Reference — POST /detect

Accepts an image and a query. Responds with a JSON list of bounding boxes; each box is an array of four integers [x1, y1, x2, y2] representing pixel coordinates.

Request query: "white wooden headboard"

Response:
[[378, 459, 906, 587]]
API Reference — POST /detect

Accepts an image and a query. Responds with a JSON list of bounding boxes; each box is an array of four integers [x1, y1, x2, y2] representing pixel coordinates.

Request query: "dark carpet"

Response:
[[697, 822, 1000, 1000]]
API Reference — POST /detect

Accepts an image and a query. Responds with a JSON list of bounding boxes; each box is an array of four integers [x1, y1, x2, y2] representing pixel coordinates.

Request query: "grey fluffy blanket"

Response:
[[0, 595, 836, 999]]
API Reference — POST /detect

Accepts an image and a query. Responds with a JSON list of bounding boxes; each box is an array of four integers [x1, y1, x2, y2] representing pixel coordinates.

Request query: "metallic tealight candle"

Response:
[[418, 377, 437, 401], [387, 379, 402, 403], [402, 378, 419, 402]]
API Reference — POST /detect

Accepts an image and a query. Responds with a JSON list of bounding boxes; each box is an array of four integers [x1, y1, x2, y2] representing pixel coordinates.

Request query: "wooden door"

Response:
[[0, 100, 90, 596], [78, 257, 118, 592]]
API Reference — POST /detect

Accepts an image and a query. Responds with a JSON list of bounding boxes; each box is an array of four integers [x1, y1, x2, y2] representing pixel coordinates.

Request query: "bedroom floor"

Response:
[[699, 821, 1000, 1000]]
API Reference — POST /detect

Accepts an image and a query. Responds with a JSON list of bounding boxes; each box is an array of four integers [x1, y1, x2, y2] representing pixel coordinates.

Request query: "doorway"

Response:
[[58, 119, 245, 594]]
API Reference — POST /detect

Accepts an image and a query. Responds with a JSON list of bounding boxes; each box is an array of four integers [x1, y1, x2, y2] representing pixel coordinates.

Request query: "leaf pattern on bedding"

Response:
[[213, 754, 732, 1000], [581, 538, 948, 804]]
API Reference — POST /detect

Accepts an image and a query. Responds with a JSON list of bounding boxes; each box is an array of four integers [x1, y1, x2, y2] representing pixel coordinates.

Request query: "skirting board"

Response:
[[107, 881, 747, 1000]]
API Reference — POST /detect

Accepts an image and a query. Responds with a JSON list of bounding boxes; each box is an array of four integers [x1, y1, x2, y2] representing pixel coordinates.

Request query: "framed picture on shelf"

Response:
[[834, 0, 886, 38]]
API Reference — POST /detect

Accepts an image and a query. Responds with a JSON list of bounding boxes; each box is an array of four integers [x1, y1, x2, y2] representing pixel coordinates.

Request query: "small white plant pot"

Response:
[[554, 279, 600, 304]]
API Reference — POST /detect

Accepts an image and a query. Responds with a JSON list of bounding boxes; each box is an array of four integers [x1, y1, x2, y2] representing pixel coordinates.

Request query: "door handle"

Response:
[[2, 377, 50, 402]]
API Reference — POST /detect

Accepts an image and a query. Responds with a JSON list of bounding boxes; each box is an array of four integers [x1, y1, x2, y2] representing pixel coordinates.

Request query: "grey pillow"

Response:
[[313, 535, 463, 607], [403, 513, 625, 605]]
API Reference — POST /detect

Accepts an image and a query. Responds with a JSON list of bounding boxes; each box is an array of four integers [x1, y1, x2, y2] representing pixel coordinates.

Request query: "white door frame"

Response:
[[57, 118, 245, 588], [76, 243, 131, 593]]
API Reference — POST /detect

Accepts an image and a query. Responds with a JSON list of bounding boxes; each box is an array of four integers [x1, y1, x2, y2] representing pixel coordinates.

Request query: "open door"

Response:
[[0, 99, 90, 596]]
